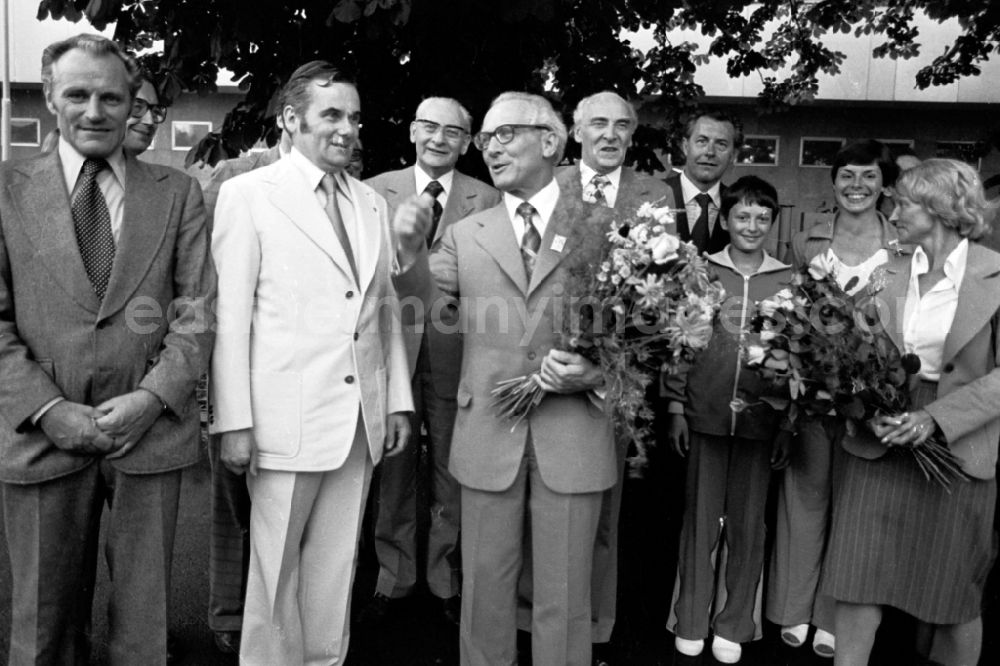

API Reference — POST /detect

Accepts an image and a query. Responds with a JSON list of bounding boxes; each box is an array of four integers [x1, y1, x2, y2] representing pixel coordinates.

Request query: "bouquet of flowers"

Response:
[[745, 254, 968, 489], [491, 201, 726, 472]]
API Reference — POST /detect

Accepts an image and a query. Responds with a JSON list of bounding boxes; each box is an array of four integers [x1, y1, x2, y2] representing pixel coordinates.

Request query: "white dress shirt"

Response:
[[579, 163, 621, 208], [287, 147, 358, 257], [58, 138, 127, 242], [503, 177, 560, 244], [414, 164, 453, 211], [903, 239, 969, 381], [679, 171, 721, 236]]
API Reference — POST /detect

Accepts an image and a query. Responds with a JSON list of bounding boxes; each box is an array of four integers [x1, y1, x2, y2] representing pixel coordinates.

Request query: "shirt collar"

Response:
[[58, 137, 126, 192], [911, 238, 969, 290], [579, 162, 621, 191], [679, 170, 720, 207], [707, 247, 790, 275], [503, 177, 560, 235], [288, 146, 352, 202], [414, 164, 454, 198]]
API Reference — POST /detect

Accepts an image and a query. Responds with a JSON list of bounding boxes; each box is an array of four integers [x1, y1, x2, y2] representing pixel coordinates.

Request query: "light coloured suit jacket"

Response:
[[366, 166, 500, 393], [557, 163, 675, 214], [396, 185, 617, 493], [841, 243, 1000, 479], [210, 157, 412, 471], [0, 150, 216, 484]]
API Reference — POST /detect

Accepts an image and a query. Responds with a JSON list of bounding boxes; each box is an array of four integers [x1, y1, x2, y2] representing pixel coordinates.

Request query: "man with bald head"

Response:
[[363, 97, 499, 625], [393, 91, 616, 665]]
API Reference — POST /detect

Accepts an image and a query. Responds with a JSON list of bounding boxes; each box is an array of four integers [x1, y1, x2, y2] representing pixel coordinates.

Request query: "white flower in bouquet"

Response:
[[746, 344, 767, 365], [759, 297, 780, 317], [649, 233, 681, 264], [650, 206, 676, 227], [808, 251, 838, 281]]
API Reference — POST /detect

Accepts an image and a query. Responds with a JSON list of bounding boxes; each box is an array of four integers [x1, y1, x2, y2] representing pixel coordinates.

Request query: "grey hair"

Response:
[[41, 33, 141, 96], [571, 91, 637, 129], [415, 97, 473, 132], [489, 91, 567, 164]]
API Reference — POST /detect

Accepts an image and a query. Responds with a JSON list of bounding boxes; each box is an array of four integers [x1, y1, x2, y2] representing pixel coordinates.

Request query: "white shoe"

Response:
[[813, 629, 835, 658], [711, 635, 742, 664], [674, 636, 704, 656], [780, 623, 809, 647]]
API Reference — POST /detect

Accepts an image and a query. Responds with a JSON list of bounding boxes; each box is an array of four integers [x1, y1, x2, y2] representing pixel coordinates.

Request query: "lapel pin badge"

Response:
[[551, 235, 566, 253]]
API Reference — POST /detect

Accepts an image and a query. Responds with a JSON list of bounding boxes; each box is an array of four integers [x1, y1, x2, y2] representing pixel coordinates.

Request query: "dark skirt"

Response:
[[820, 382, 998, 624]]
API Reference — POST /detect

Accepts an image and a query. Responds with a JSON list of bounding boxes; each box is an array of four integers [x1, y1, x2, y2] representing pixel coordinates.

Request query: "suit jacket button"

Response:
[[346, 290, 354, 299], [345, 375, 355, 384], [527, 351, 536, 360], [353, 332, 359, 341], [943, 362, 954, 373]]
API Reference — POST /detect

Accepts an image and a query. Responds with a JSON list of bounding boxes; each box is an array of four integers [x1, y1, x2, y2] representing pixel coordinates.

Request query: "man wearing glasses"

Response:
[[0, 34, 215, 664], [393, 92, 615, 665], [362, 97, 499, 627], [124, 75, 168, 156]]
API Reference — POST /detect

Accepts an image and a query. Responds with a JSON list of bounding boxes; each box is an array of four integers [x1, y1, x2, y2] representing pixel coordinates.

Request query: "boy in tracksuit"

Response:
[[664, 175, 794, 664]]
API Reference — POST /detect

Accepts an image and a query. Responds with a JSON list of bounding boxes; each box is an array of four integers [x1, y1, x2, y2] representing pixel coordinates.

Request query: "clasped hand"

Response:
[[39, 390, 163, 458], [536, 349, 605, 394], [870, 409, 936, 447]]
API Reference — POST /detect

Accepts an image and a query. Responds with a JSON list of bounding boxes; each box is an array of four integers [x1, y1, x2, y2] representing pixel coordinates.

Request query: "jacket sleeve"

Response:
[[138, 175, 217, 415], [207, 180, 259, 434]]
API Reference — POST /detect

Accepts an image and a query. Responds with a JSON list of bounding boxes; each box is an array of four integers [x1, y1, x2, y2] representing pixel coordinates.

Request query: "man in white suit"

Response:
[[210, 61, 413, 665], [363, 97, 499, 625]]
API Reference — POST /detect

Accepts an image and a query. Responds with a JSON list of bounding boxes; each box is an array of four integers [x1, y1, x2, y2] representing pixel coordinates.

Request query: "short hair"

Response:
[[830, 139, 900, 186], [41, 34, 141, 96], [571, 91, 637, 129], [489, 91, 568, 164], [894, 158, 994, 240], [279, 61, 355, 119], [721, 175, 780, 221], [683, 110, 744, 149], [135, 68, 169, 107], [415, 97, 473, 132]]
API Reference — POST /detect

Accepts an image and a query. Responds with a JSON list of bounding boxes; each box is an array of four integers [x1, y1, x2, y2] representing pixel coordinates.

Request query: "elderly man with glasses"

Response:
[[361, 97, 499, 628], [393, 91, 616, 666]]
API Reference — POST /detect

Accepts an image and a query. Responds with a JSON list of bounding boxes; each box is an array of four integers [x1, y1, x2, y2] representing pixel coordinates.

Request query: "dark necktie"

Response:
[[590, 174, 610, 207], [424, 180, 444, 248], [321, 174, 359, 283], [72, 158, 116, 300], [517, 202, 541, 279], [691, 192, 713, 252]]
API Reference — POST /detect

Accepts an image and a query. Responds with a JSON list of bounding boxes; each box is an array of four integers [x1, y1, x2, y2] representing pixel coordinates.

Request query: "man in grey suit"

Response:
[[518, 91, 675, 664], [362, 97, 500, 625], [0, 34, 215, 665]]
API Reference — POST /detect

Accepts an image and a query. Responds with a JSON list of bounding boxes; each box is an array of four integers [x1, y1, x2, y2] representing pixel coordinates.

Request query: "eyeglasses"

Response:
[[413, 119, 467, 141], [130, 98, 168, 124], [473, 124, 551, 152]]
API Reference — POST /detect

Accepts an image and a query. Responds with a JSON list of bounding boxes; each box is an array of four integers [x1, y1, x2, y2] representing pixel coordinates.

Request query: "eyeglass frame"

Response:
[[130, 98, 168, 124], [412, 118, 469, 142], [473, 124, 552, 152]]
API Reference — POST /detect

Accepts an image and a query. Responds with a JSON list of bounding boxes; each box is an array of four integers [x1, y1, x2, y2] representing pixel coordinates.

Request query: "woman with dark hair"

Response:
[[767, 139, 906, 657], [824, 158, 999, 665]]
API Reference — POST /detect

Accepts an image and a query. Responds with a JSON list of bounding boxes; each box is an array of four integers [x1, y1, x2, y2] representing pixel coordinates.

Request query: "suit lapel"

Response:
[[527, 192, 590, 297], [269, 160, 357, 285], [10, 152, 101, 313], [665, 174, 687, 237], [943, 244, 1000, 363], [382, 167, 415, 213], [474, 206, 528, 294], [874, 254, 910, 353], [348, 176, 384, 294], [439, 172, 477, 243], [100, 158, 170, 318]]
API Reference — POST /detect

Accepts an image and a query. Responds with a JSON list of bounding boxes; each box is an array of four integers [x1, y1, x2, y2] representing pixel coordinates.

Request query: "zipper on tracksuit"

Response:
[[730, 274, 751, 436]]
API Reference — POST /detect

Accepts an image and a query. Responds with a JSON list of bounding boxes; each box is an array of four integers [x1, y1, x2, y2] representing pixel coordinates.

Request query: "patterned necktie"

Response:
[[321, 174, 359, 283], [423, 180, 444, 248], [590, 174, 610, 207], [517, 202, 541, 279], [72, 158, 116, 300], [691, 192, 713, 252]]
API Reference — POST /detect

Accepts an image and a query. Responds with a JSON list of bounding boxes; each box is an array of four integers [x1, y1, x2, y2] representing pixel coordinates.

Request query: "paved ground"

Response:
[[2, 456, 999, 665]]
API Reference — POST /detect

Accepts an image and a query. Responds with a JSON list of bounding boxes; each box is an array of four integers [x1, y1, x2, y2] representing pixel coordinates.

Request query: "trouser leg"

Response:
[[712, 436, 771, 642], [590, 432, 628, 643], [3, 465, 102, 666], [208, 433, 251, 632], [424, 380, 461, 600], [668, 431, 728, 640]]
